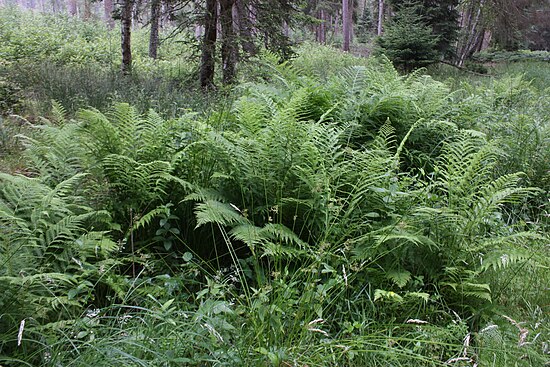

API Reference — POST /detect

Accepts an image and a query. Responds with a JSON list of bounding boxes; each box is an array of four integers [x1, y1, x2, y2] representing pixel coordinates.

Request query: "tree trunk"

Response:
[[121, 0, 133, 73], [133, 0, 142, 26], [319, 9, 326, 44], [68, 0, 77, 15], [342, 0, 350, 51], [104, 0, 115, 29], [456, 0, 485, 66], [377, 0, 383, 35], [481, 29, 492, 50], [51, 0, 60, 14], [200, 0, 218, 88], [235, 0, 256, 57], [149, 0, 160, 59], [83, 0, 92, 20], [220, 0, 237, 84], [348, 0, 353, 43]]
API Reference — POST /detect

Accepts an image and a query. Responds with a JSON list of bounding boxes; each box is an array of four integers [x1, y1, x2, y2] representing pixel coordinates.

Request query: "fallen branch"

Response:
[[438, 60, 493, 77]]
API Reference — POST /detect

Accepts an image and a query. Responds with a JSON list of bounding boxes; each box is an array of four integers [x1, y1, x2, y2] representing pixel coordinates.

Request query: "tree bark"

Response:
[[220, 0, 237, 84], [319, 9, 326, 44], [68, 0, 77, 16], [348, 0, 353, 43], [200, 0, 218, 88], [149, 0, 161, 59], [104, 0, 115, 29], [235, 0, 256, 57], [342, 0, 350, 51], [83, 0, 92, 20], [377, 0, 383, 35], [121, 0, 133, 74], [456, 0, 485, 66]]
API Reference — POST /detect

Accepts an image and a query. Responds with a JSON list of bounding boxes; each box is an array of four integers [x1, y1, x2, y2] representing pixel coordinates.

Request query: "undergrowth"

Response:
[[0, 8, 549, 367]]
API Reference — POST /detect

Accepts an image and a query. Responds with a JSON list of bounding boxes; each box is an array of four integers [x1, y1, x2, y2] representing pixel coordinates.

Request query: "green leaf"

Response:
[[182, 252, 193, 262], [386, 269, 411, 288]]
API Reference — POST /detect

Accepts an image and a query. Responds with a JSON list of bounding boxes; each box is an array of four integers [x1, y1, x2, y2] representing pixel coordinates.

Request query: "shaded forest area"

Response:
[[0, 1, 549, 366]]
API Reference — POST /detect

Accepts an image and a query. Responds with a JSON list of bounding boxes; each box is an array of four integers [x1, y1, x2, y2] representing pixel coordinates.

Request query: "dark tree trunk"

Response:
[[104, 0, 114, 29], [200, 0, 218, 88], [316, 10, 326, 44], [149, 0, 160, 58], [121, 0, 133, 73], [235, 0, 256, 57], [348, 0, 353, 43], [342, 0, 350, 51], [220, 0, 237, 84], [320, 9, 326, 44]]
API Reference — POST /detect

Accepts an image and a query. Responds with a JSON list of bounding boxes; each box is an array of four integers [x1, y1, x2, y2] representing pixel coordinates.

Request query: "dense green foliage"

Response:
[[375, 5, 440, 72], [0, 7, 205, 117], [1, 8, 549, 367]]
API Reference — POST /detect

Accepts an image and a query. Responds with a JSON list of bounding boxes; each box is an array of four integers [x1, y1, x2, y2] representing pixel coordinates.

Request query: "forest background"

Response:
[[0, 0, 549, 366]]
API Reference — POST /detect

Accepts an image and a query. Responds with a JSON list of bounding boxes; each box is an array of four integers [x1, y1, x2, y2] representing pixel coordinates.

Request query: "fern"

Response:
[[50, 99, 67, 125], [386, 269, 412, 288], [195, 200, 250, 228], [0, 170, 119, 358]]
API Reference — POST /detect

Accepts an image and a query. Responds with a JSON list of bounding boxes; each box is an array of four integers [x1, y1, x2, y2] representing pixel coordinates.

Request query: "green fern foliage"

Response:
[[0, 172, 118, 360]]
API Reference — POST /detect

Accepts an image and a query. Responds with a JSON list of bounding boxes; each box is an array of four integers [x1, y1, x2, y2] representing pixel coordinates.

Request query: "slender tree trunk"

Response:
[[348, 0, 353, 43], [133, 0, 142, 26], [481, 29, 492, 50], [121, 0, 133, 73], [68, 0, 77, 15], [457, 0, 485, 66], [51, 0, 60, 14], [316, 10, 321, 43], [83, 0, 92, 20], [220, 0, 237, 84], [377, 0, 384, 35], [104, 0, 115, 29], [320, 9, 326, 44], [149, 0, 160, 58], [200, 0, 218, 88], [342, 0, 350, 51], [235, 0, 256, 56]]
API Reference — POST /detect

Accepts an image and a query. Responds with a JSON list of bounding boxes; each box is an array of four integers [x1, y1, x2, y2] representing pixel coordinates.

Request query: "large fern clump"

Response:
[[0, 172, 119, 363], [1, 41, 548, 366]]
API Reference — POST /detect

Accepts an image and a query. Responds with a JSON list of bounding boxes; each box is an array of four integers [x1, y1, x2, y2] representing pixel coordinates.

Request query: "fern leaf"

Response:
[[195, 200, 249, 228], [260, 223, 308, 248], [386, 269, 412, 288]]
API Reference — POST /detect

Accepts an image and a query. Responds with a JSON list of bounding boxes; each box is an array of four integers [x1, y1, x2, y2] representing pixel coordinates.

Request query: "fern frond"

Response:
[[260, 223, 308, 249], [50, 99, 67, 125], [229, 223, 263, 247], [260, 242, 310, 260], [195, 200, 249, 228], [480, 248, 532, 272], [386, 269, 412, 288], [129, 205, 171, 233]]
